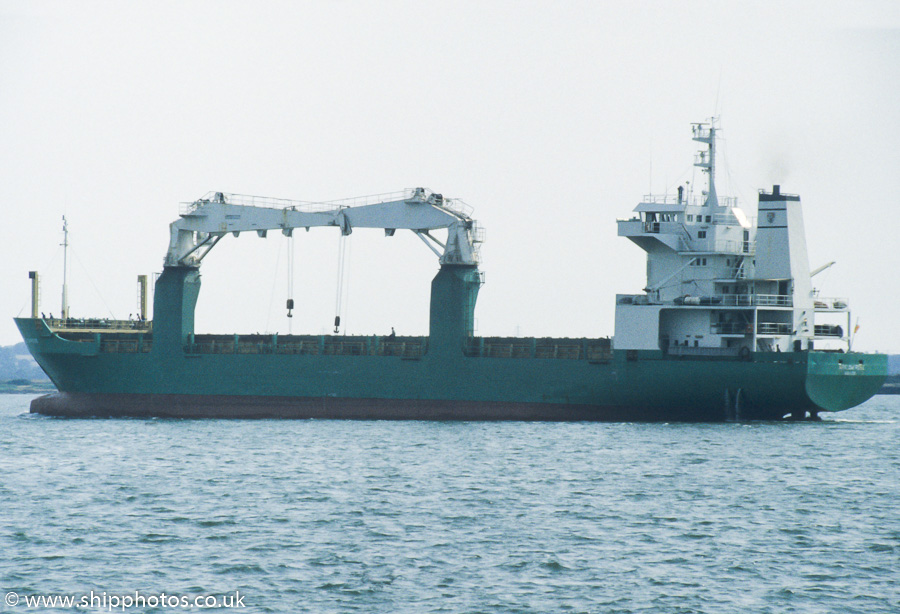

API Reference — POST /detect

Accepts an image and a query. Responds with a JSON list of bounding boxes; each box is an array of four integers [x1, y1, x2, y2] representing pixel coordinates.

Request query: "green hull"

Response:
[[14, 265, 887, 420], [14, 325, 886, 421]]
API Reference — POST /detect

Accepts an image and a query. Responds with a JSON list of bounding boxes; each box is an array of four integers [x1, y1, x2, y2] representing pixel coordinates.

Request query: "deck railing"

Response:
[[45, 318, 151, 332], [814, 325, 844, 338], [99, 339, 152, 353], [813, 297, 849, 311], [714, 294, 792, 307], [93, 331, 614, 361], [463, 337, 613, 361], [758, 323, 791, 335], [668, 346, 741, 357], [181, 188, 475, 219], [692, 239, 755, 255], [618, 294, 792, 308], [181, 192, 342, 215], [184, 334, 428, 359], [710, 322, 753, 335]]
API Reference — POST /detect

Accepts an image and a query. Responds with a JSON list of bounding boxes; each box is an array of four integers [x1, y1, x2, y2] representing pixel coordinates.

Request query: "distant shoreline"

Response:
[[1, 381, 56, 395]]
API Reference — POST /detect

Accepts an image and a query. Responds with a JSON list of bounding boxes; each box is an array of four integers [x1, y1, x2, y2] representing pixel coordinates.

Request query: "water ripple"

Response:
[[1, 394, 898, 613]]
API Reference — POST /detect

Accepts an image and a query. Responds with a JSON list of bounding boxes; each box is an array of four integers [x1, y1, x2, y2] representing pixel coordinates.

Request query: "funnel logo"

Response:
[[766, 212, 775, 224]]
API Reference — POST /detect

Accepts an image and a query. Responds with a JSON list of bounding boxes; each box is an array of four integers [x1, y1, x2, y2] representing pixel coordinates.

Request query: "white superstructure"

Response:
[[166, 187, 482, 268], [615, 120, 850, 355]]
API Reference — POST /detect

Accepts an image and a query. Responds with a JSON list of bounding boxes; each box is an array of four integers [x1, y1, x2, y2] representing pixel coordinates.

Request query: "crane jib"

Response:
[[165, 188, 481, 268]]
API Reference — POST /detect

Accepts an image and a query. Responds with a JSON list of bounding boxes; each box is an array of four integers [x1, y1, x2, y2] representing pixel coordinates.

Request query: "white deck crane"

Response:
[[165, 187, 481, 268]]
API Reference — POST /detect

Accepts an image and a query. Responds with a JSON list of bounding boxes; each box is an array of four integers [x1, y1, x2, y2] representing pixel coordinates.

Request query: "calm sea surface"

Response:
[[1, 393, 897, 613]]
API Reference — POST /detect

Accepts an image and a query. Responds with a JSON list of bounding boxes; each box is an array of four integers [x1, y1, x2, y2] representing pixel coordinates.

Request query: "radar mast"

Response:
[[61, 216, 69, 320], [692, 119, 719, 208]]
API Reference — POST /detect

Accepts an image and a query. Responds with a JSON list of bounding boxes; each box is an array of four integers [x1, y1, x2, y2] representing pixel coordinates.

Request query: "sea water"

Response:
[[0, 394, 897, 613]]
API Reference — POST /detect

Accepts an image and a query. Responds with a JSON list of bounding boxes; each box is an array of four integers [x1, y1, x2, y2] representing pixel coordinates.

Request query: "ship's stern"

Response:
[[805, 351, 887, 413]]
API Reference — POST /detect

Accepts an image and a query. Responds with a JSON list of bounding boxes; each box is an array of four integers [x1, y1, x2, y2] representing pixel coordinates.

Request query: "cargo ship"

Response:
[[15, 121, 887, 420]]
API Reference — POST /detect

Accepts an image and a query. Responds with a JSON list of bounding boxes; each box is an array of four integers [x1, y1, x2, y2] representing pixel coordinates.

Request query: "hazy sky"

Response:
[[2, 1, 899, 353]]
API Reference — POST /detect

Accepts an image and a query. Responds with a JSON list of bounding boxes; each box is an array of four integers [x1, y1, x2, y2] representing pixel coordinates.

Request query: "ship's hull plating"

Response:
[[29, 393, 653, 421], [16, 319, 886, 421]]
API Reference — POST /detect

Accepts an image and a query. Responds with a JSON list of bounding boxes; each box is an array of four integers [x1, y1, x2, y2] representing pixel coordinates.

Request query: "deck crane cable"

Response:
[[334, 233, 349, 334], [286, 232, 295, 334], [70, 246, 117, 320], [719, 129, 751, 209], [343, 235, 352, 334], [664, 164, 694, 197], [264, 235, 285, 335]]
